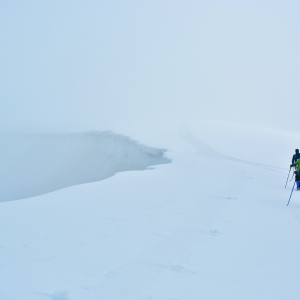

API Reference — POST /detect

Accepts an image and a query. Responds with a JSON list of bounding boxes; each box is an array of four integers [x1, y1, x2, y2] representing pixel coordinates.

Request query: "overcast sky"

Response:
[[0, 1, 299, 134]]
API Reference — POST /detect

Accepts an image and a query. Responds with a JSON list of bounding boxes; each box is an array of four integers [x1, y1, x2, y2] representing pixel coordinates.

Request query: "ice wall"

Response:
[[0, 131, 170, 202]]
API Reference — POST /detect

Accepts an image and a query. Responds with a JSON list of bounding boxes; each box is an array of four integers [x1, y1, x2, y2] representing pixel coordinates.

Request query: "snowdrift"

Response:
[[0, 131, 170, 202]]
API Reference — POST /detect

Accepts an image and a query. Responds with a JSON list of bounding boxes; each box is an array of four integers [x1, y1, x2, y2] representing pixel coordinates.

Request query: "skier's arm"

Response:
[[291, 160, 300, 169]]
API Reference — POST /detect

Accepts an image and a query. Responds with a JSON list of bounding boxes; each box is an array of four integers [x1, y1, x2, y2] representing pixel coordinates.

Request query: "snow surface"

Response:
[[1, 121, 300, 300]]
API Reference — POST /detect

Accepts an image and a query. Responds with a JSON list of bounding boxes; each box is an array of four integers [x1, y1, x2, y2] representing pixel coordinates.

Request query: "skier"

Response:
[[290, 159, 300, 190], [292, 149, 300, 164]]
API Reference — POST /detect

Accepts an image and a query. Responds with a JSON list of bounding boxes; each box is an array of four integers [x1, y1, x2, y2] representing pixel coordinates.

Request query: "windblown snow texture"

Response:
[[0, 131, 170, 202]]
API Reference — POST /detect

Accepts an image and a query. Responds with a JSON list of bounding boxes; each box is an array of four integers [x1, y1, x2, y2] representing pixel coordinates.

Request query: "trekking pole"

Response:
[[287, 181, 296, 206], [285, 167, 292, 188], [290, 172, 295, 181]]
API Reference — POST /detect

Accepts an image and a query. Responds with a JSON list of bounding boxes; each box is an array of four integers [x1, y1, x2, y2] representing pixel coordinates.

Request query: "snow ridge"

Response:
[[181, 131, 284, 173], [0, 131, 170, 202]]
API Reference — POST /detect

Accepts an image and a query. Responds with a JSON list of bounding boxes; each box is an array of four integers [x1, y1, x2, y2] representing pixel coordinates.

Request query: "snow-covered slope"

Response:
[[0, 131, 170, 202], [0, 123, 299, 300]]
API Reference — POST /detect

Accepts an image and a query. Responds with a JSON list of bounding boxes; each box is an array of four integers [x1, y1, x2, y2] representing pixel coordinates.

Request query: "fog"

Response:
[[1, 1, 299, 134]]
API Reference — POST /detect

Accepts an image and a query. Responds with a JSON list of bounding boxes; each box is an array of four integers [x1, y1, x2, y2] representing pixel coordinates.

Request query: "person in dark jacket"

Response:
[[292, 149, 300, 164]]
